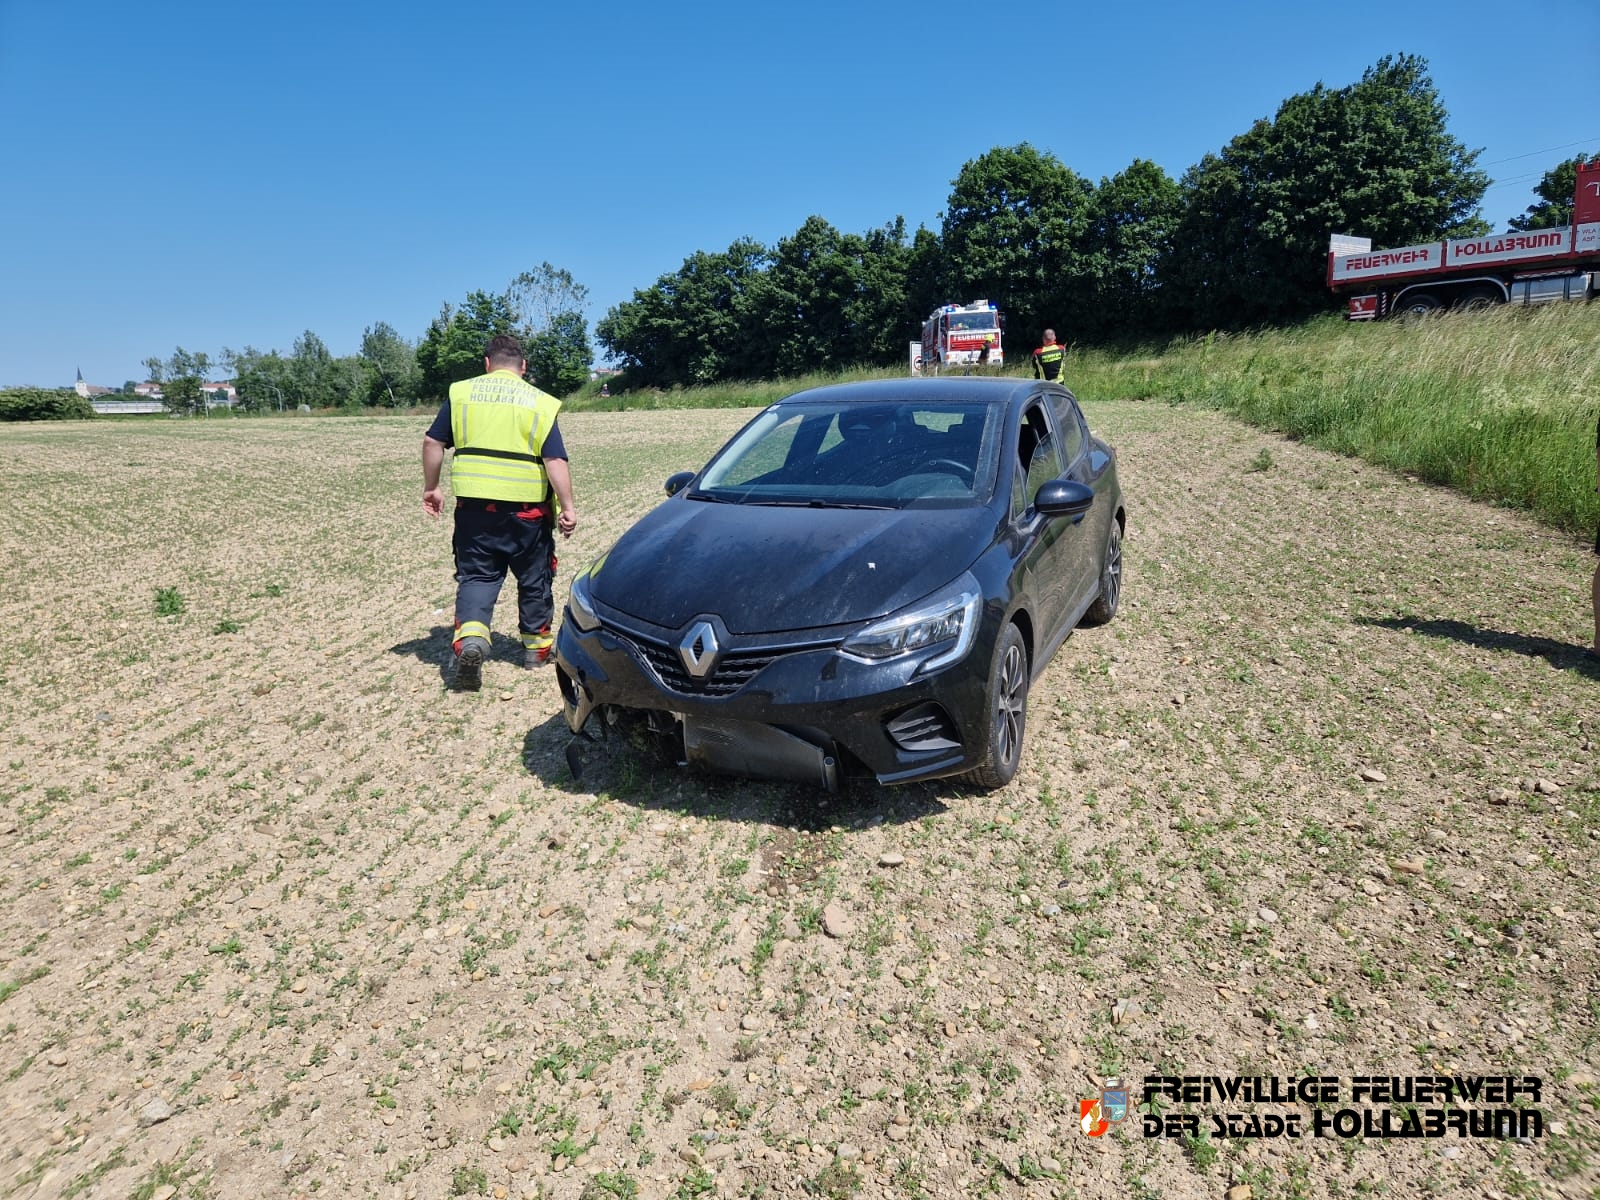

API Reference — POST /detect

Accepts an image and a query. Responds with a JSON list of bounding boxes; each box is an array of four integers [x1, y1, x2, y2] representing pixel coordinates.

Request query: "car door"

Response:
[[1010, 398, 1077, 652], [1047, 388, 1109, 623]]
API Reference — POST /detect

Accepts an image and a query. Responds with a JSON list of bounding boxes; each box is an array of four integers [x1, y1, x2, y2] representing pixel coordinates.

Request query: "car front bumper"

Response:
[[553, 613, 994, 787]]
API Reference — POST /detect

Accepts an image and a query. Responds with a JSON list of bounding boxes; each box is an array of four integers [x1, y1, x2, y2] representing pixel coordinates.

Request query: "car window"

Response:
[[1017, 403, 1062, 517], [697, 399, 1003, 508], [1049, 392, 1086, 468], [709, 411, 805, 488]]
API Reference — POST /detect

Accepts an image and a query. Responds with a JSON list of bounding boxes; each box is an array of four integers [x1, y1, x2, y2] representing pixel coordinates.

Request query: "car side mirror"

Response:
[[1034, 479, 1094, 522], [664, 471, 695, 497]]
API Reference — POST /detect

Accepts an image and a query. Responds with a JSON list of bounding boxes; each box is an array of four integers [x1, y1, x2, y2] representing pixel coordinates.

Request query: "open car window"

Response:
[[695, 400, 1004, 508], [1012, 403, 1062, 519]]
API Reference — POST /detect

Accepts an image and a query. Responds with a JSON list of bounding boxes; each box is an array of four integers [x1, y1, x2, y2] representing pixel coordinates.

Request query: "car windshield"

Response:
[[947, 311, 998, 332], [694, 399, 1004, 508]]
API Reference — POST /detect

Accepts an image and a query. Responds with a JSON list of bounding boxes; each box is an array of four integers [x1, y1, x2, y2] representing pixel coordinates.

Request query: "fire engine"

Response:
[[1328, 159, 1600, 319], [920, 301, 1002, 371]]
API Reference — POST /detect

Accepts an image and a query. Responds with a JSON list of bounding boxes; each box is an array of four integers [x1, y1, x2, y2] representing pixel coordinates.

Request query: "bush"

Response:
[[0, 388, 95, 421]]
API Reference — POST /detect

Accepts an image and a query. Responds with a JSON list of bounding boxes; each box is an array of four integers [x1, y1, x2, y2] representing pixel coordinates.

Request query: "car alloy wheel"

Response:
[[1083, 518, 1122, 626], [966, 622, 1028, 789]]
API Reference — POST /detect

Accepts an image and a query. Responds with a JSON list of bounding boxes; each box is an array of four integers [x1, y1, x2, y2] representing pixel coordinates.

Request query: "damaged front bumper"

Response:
[[553, 616, 982, 788]]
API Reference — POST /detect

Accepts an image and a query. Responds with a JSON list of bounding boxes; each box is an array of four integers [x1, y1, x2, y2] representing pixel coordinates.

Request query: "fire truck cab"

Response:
[[920, 301, 1002, 372]]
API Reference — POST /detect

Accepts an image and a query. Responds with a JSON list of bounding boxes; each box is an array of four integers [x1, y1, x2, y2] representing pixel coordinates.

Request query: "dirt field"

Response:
[[1, 402, 1596, 1200]]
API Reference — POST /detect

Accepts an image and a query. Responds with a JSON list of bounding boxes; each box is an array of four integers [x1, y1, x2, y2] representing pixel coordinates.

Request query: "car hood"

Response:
[[590, 499, 995, 634]]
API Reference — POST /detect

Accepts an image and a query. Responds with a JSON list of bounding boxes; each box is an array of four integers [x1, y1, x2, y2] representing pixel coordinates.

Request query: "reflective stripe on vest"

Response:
[[1035, 345, 1064, 381], [448, 370, 562, 503]]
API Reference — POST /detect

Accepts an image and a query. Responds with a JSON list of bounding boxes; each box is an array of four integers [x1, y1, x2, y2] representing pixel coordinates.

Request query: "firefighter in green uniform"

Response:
[[422, 335, 578, 690], [1031, 329, 1066, 382]]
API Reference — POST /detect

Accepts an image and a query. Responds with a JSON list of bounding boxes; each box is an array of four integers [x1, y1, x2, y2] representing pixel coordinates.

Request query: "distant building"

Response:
[[90, 398, 166, 415], [73, 368, 113, 399], [74, 370, 236, 414]]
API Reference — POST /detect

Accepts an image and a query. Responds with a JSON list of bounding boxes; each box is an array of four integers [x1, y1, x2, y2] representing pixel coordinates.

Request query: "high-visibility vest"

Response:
[[1032, 343, 1065, 381], [448, 370, 562, 503]]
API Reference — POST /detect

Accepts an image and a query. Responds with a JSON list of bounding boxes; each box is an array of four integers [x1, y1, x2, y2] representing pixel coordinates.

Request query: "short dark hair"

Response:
[[485, 334, 523, 364]]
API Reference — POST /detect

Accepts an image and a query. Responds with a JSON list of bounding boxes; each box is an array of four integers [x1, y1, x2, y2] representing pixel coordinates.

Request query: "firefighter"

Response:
[[422, 335, 578, 691], [1031, 329, 1066, 382]]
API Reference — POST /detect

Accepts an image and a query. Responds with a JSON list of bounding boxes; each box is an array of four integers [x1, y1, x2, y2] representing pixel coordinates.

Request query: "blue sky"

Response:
[[1, 0, 1595, 389]]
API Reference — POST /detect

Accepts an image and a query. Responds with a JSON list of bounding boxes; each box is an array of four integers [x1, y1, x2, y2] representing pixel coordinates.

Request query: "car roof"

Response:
[[777, 377, 1055, 410]]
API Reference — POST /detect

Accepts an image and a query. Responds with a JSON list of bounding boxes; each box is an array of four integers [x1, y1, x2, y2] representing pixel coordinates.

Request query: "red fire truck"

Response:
[[920, 301, 1002, 371], [1328, 159, 1600, 319]]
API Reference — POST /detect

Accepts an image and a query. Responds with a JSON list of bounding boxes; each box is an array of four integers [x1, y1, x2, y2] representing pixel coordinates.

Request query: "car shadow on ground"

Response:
[[388, 626, 532, 686], [519, 717, 950, 830], [1359, 615, 1600, 679]]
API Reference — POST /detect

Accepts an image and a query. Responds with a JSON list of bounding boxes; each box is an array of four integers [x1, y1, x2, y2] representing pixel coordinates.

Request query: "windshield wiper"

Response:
[[686, 490, 740, 504], [747, 498, 896, 510]]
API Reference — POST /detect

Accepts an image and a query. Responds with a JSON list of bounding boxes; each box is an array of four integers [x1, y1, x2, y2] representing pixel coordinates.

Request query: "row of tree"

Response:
[[140, 263, 593, 417], [597, 55, 1588, 390], [97, 54, 1594, 419]]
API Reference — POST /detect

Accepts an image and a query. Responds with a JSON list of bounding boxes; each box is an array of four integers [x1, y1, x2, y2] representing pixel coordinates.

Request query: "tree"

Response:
[[0, 388, 94, 421], [1509, 154, 1596, 231], [359, 322, 419, 406], [902, 225, 948, 348], [849, 219, 916, 366], [596, 239, 769, 388], [525, 310, 592, 397], [416, 291, 519, 401], [289, 330, 334, 408], [1075, 159, 1182, 341], [504, 263, 591, 396], [146, 347, 212, 417], [506, 263, 589, 340], [941, 145, 1094, 349], [736, 216, 859, 377], [227, 346, 291, 412], [1161, 54, 1488, 329], [733, 216, 916, 377]]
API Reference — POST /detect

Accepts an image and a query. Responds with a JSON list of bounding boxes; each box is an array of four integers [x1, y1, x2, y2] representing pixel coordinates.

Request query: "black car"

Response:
[[554, 377, 1124, 790]]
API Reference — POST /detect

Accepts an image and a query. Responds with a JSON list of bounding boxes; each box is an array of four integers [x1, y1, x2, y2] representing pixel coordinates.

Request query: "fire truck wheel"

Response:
[[1396, 293, 1442, 320], [1452, 287, 1500, 313]]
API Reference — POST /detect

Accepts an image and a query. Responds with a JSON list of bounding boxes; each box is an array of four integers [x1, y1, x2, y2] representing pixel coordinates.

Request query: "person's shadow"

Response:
[[389, 626, 531, 686], [1359, 615, 1600, 678]]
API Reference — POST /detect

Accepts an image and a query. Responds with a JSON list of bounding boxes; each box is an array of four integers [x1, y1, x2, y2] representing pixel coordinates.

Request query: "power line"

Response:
[[1482, 174, 1543, 192], [1480, 139, 1599, 167]]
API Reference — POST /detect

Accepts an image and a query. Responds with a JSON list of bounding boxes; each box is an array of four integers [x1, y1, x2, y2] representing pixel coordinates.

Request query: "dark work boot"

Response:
[[453, 636, 489, 691]]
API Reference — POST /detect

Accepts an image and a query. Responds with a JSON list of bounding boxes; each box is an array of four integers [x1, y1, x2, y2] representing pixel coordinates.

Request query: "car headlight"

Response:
[[840, 572, 981, 674], [566, 566, 602, 633]]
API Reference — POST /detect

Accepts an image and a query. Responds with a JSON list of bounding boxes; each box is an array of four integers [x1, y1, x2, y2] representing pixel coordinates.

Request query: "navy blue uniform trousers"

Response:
[[452, 499, 556, 644]]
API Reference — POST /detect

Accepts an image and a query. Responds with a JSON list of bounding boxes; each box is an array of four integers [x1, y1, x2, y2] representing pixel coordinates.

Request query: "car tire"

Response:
[[965, 622, 1028, 790], [1081, 518, 1123, 626]]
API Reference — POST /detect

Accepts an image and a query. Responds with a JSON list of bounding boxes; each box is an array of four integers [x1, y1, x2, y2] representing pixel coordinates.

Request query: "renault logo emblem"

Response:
[[679, 620, 719, 678]]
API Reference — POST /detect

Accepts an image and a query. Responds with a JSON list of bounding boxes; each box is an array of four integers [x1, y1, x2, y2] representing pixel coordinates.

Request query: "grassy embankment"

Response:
[[574, 302, 1600, 538]]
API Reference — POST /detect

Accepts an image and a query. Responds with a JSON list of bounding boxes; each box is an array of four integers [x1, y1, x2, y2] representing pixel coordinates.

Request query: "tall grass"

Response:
[[574, 304, 1599, 536], [561, 365, 895, 413], [1063, 304, 1600, 537]]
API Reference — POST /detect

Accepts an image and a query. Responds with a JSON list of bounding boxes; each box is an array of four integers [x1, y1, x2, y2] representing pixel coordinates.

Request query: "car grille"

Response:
[[614, 632, 780, 697]]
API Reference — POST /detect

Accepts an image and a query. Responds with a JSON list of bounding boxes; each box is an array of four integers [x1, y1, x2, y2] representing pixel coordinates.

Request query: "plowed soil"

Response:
[[1, 402, 1596, 1200]]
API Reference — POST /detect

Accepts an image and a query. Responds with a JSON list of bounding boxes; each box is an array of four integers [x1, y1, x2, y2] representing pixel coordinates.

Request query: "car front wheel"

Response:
[[966, 622, 1028, 789], [1082, 517, 1122, 626]]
